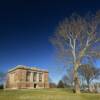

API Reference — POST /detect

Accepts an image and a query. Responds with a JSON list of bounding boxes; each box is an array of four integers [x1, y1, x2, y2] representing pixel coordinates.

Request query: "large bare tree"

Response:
[[50, 11, 100, 93]]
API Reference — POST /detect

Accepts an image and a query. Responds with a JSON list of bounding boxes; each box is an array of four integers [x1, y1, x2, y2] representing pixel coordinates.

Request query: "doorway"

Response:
[[34, 84, 37, 88]]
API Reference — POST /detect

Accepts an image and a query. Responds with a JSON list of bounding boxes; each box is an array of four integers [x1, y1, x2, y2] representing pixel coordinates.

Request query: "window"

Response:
[[9, 73, 15, 83], [33, 72, 37, 82], [26, 71, 30, 81], [39, 73, 42, 82]]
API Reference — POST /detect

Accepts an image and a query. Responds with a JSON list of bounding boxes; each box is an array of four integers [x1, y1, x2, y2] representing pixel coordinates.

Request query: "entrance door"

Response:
[[34, 84, 37, 88]]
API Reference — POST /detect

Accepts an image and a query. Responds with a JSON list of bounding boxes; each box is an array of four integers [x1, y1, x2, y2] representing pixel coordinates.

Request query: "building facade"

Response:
[[5, 65, 49, 89]]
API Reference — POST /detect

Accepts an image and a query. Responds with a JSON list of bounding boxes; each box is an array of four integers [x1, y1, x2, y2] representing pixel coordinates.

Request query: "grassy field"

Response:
[[0, 88, 100, 100]]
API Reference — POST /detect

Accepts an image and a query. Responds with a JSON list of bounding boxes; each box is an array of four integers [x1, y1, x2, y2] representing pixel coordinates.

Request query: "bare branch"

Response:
[[50, 11, 100, 93]]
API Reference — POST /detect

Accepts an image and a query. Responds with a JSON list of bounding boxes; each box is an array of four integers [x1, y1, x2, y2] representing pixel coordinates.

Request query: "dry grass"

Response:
[[0, 88, 100, 100]]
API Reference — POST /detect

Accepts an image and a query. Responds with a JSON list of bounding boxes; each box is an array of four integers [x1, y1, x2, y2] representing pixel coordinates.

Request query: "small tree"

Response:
[[57, 80, 64, 88], [49, 83, 57, 88], [50, 11, 100, 93], [0, 72, 6, 82], [78, 64, 100, 91], [49, 77, 57, 88], [0, 72, 6, 89]]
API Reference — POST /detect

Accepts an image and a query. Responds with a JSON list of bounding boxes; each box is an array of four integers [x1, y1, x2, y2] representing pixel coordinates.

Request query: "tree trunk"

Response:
[[74, 77, 80, 93], [87, 80, 91, 92], [73, 63, 80, 93]]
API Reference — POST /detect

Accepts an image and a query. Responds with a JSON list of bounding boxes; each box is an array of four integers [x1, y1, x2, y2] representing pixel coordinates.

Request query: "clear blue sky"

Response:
[[0, 0, 100, 83]]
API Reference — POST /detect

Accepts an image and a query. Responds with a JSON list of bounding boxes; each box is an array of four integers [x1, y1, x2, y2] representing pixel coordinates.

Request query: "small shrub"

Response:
[[0, 84, 4, 89], [49, 82, 57, 88]]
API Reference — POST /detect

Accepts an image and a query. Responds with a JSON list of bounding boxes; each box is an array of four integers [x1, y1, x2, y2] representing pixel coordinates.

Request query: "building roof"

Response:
[[8, 65, 48, 73]]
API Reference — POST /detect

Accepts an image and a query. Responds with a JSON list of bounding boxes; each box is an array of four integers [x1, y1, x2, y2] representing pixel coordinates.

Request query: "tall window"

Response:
[[33, 72, 37, 82], [39, 73, 42, 82], [9, 72, 15, 83], [26, 71, 30, 81]]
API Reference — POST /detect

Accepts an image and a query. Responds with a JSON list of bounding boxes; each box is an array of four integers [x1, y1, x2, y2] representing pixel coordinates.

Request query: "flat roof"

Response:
[[8, 65, 48, 73]]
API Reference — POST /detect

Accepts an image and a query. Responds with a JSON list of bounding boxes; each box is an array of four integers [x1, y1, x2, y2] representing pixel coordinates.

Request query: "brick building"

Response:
[[4, 65, 49, 89]]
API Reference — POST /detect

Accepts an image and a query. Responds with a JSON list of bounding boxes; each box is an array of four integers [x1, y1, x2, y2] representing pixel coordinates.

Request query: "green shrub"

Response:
[[0, 84, 3, 89]]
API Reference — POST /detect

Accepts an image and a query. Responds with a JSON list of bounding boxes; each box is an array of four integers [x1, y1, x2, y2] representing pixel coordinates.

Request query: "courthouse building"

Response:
[[4, 65, 49, 89]]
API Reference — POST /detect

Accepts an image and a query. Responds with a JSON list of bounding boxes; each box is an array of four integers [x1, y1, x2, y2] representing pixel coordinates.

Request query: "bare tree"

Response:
[[78, 64, 100, 91], [50, 11, 100, 93], [49, 77, 57, 88], [62, 68, 74, 88], [0, 72, 6, 82], [0, 72, 6, 89], [62, 75, 73, 87]]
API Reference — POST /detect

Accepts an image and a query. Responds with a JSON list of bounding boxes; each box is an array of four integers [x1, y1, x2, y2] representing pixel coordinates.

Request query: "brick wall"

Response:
[[44, 72, 49, 88], [6, 68, 49, 89]]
